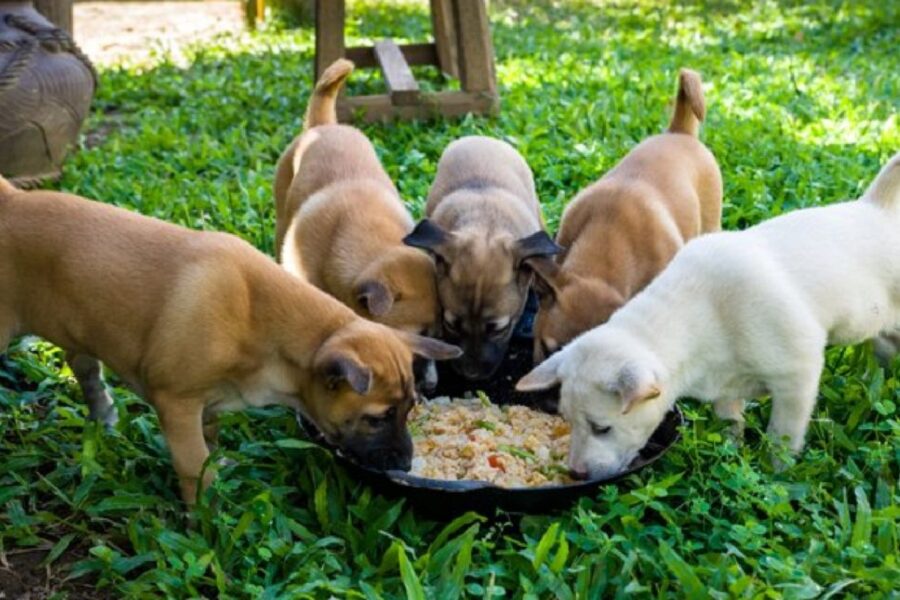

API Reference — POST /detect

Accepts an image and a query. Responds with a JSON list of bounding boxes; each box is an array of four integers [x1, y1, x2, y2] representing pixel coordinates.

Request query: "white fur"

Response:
[[522, 153, 900, 478]]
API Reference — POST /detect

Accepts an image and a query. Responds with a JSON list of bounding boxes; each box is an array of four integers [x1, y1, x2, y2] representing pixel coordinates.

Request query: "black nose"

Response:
[[453, 354, 503, 381], [569, 468, 589, 481], [358, 447, 412, 472]]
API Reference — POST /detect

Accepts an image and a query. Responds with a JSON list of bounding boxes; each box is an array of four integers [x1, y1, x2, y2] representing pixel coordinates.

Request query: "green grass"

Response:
[[2, 0, 899, 597]]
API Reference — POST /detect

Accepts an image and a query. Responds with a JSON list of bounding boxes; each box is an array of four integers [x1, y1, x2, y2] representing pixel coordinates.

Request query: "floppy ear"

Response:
[[514, 231, 563, 268], [617, 365, 661, 415], [356, 280, 394, 317], [516, 351, 564, 392], [403, 219, 451, 258], [318, 355, 373, 395], [402, 332, 463, 361], [525, 256, 561, 304]]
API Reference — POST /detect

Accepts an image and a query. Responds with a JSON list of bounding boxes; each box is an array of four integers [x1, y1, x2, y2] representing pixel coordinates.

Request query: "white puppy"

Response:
[[517, 153, 900, 479]]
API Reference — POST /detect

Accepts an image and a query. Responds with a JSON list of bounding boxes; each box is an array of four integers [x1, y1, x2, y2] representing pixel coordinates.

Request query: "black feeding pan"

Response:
[[300, 294, 684, 515]]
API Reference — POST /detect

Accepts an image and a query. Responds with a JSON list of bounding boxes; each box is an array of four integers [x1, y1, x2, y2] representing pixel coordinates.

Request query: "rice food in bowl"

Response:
[[409, 394, 573, 487]]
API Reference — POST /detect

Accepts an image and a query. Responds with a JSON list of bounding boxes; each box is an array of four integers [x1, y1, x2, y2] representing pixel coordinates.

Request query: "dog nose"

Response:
[[569, 468, 589, 481]]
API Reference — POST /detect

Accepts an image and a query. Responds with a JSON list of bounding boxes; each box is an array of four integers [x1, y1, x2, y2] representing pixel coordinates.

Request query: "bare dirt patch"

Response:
[[73, 1, 245, 67]]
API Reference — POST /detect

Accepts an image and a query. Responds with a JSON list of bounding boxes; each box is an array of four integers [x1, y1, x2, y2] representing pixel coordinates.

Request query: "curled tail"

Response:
[[304, 59, 354, 129], [667, 68, 706, 137], [863, 153, 900, 210]]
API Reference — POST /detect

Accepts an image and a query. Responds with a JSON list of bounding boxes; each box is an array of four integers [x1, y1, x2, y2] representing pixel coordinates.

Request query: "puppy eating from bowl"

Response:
[[404, 136, 560, 381], [274, 59, 439, 336], [274, 59, 443, 390], [0, 177, 460, 505], [527, 69, 722, 364], [517, 153, 900, 480]]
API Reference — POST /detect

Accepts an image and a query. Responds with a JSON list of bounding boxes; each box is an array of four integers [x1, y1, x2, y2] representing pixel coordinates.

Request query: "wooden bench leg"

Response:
[[315, 0, 346, 80], [452, 0, 495, 93], [430, 0, 459, 78]]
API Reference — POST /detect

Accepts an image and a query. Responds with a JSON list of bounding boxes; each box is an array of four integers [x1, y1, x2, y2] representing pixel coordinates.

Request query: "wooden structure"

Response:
[[33, 0, 72, 35], [315, 0, 498, 122]]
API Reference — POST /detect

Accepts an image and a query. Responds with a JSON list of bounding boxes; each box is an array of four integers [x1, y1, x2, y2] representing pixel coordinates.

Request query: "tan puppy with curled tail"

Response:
[[527, 69, 722, 363], [274, 60, 439, 341], [0, 180, 460, 505]]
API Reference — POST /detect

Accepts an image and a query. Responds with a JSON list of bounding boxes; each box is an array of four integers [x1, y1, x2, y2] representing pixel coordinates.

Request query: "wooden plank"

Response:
[[337, 90, 498, 123], [374, 39, 420, 106], [430, 0, 459, 78], [34, 0, 73, 35], [345, 43, 437, 69], [453, 0, 496, 93], [315, 0, 346, 80]]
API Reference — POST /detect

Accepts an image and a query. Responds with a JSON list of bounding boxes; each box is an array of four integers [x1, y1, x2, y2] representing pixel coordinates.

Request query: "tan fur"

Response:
[[530, 69, 722, 363], [274, 59, 438, 334], [0, 182, 458, 504], [411, 136, 557, 380]]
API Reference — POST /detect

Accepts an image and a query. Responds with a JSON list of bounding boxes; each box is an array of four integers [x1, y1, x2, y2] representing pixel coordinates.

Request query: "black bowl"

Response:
[[299, 297, 684, 515]]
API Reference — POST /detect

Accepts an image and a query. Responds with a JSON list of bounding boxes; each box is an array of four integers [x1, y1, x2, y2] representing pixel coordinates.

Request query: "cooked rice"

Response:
[[408, 395, 573, 487]]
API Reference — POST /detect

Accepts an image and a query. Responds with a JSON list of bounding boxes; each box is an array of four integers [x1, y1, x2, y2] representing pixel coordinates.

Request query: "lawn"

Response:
[[1, 0, 899, 597]]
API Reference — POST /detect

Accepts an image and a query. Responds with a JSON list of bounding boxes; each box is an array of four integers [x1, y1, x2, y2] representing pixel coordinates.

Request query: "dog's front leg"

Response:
[[713, 398, 745, 441], [765, 361, 824, 461], [155, 396, 211, 505], [68, 353, 118, 427]]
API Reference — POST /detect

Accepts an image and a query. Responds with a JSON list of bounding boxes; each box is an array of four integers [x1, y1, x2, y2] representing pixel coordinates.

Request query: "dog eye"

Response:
[[588, 420, 611, 436], [485, 316, 511, 335], [363, 407, 397, 427], [443, 311, 459, 332], [540, 339, 556, 357]]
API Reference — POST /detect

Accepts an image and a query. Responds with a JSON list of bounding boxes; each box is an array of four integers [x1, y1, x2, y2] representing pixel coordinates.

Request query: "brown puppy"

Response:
[[0, 179, 460, 504], [527, 69, 722, 363], [404, 136, 560, 380], [274, 59, 438, 338]]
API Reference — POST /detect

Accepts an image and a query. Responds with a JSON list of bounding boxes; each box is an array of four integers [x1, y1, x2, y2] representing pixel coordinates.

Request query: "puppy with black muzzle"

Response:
[[527, 69, 722, 364], [0, 178, 460, 504], [274, 60, 441, 389], [404, 136, 560, 380]]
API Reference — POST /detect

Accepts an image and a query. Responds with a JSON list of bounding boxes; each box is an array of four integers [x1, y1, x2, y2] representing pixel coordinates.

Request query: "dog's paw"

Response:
[[89, 403, 119, 430]]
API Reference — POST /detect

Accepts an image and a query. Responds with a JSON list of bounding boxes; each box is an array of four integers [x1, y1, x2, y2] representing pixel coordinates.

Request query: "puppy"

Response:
[[0, 178, 460, 504], [274, 59, 438, 338], [518, 153, 900, 479], [528, 69, 722, 363], [404, 136, 560, 380]]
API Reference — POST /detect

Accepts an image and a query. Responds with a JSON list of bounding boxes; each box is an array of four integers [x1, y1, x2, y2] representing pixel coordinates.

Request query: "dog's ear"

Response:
[[401, 332, 463, 361], [403, 219, 451, 260], [616, 365, 661, 415], [318, 354, 373, 395], [516, 350, 564, 391], [514, 231, 563, 269], [525, 256, 561, 304], [356, 280, 394, 317]]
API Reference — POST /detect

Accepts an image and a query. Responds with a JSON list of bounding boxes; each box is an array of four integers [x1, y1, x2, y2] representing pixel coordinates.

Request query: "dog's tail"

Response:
[[304, 59, 354, 129], [863, 153, 900, 210], [0, 175, 17, 197], [667, 69, 706, 137]]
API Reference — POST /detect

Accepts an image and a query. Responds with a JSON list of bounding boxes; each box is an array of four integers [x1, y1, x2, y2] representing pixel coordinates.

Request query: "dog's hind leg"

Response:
[[765, 355, 825, 456], [67, 352, 118, 427]]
